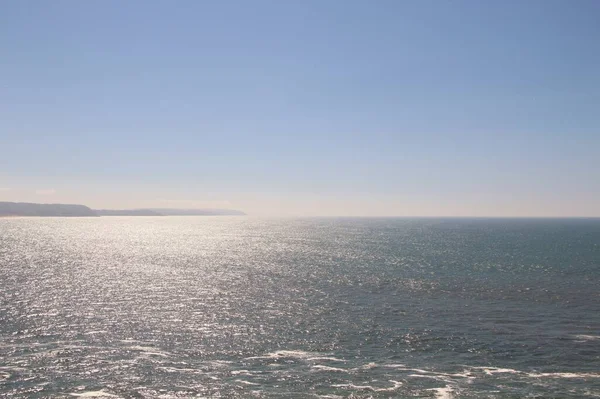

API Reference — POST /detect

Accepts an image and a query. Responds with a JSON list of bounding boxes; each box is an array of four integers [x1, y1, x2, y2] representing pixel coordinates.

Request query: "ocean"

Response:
[[0, 217, 598, 398]]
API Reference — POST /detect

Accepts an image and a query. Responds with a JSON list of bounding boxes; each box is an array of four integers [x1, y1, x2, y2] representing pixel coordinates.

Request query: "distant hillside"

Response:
[[95, 209, 163, 216], [0, 202, 246, 217], [148, 208, 247, 216], [0, 201, 97, 217], [95, 208, 246, 216]]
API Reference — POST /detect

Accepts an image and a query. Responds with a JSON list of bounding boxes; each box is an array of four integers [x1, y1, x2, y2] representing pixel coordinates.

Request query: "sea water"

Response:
[[0, 217, 598, 398]]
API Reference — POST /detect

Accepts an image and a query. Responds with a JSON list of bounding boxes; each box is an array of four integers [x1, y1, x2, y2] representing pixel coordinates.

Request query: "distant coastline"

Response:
[[0, 201, 246, 217]]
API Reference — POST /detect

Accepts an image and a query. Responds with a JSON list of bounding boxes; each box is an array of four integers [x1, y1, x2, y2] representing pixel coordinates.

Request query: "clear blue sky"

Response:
[[1, 0, 599, 216]]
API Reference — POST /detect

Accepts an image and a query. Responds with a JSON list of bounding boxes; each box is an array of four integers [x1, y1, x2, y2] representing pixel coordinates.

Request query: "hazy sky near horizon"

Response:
[[1, 0, 599, 216]]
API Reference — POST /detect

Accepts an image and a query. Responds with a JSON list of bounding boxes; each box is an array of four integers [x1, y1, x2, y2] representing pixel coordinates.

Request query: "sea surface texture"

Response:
[[0, 217, 599, 398]]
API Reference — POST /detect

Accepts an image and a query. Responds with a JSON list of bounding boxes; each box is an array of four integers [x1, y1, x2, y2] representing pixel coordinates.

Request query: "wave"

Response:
[[332, 380, 403, 392], [383, 364, 473, 379], [70, 390, 121, 398], [126, 345, 171, 358], [573, 334, 600, 341], [307, 356, 346, 362], [245, 350, 344, 362], [427, 386, 455, 399], [157, 366, 200, 374], [470, 366, 521, 375], [311, 365, 348, 373], [235, 379, 260, 386], [529, 372, 600, 379], [470, 366, 600, 379], [230, 369, 254, 375], [245, 350, 314, 360]]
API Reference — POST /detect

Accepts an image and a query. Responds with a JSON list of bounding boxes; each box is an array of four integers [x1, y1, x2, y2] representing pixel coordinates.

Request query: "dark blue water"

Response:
[[1, 217, 599, 398]]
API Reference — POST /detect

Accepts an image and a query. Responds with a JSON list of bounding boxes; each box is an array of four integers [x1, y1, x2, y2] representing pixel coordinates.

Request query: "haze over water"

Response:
[[1, 216, 598, 398]]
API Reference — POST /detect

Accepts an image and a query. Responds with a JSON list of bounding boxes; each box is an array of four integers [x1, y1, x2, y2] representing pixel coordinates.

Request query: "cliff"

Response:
[[0, 202, 246, 217], [94, 209, 163, 216], [0, 201, 98, 217]]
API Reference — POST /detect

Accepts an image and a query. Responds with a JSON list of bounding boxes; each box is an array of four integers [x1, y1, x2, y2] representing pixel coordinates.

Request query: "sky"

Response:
[[1, 0, 599, 216]]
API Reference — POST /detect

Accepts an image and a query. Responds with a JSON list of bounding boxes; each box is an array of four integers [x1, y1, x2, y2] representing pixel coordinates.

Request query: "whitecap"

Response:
[[271, 350, 314, 358], [332, 380, 402, 392], [528, 372, 600, 379], [307, 356, 346, 362], [383, 363, 406, 368], [70, 390, 121, 398], [235, 379, 260, 386], [206, 360, 233, 369], [467, 366, 600, 379], [311, 365, 348, 373], [469, 366, 521, 375], [386, 365, 472, 380], [409, 374, 442, 379], [573, 334, 600, 341], [426, 386, 455, 399], [246, 350, 342, 361], [127, 346, 171, 357], [231, 369, 253, 375], [157, 366, 199, 373], [377, 380, 403, 392], [331, 383, 377, 390], [350, 362, 378, 371]]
